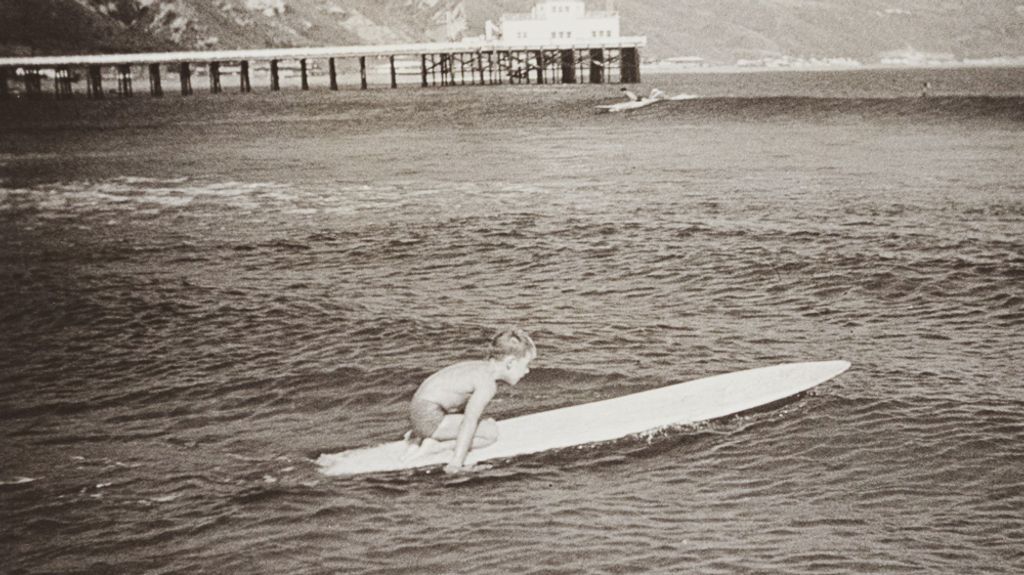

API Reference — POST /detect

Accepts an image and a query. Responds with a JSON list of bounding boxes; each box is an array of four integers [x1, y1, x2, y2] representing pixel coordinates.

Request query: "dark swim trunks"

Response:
[[409, 398, 446, 439]]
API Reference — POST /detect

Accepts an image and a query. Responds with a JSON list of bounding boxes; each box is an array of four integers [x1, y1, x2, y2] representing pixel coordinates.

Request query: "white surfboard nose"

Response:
[[816, 360, 852, 375]]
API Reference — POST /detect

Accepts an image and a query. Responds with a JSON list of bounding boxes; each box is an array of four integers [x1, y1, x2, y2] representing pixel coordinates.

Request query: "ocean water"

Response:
[[1, 67, 1022, 574]]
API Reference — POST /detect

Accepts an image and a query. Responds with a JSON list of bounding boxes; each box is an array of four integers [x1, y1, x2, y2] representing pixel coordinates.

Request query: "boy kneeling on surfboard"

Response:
[[404, 328, 536, 473]]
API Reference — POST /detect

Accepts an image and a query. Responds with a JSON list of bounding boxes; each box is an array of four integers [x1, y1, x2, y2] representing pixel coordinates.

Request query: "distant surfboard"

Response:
[[317, 361, 850, 477], [596, 92, 700, 112], [597, 99, 662, 113]]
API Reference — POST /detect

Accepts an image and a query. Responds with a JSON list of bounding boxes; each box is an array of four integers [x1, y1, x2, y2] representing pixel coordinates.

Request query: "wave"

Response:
[[645, 96, 1024, 123]]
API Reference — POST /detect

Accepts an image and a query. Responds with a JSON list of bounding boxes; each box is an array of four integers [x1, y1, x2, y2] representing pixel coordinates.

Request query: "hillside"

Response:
[[0, 0, 466, 56], [466, 1, 1024, 63], [2, 0, 1023, 65], [612, 0, 1024, 63]]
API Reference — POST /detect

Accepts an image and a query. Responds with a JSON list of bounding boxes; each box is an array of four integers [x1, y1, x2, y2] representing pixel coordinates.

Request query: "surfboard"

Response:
[[596, 92, 700, 112], [316, 360, 850, 477], [596, 99, 662, 112]]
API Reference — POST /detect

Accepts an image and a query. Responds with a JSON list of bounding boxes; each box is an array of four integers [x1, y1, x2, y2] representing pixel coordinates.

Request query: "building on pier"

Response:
[[500, 0, 621, 43]]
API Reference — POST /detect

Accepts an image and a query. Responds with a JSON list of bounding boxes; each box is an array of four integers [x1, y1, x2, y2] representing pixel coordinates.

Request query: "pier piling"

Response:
[[149, 64, 163, 97], [300, 59, 309, 91], [55, 67, 73, 99], [23, 68, 42, 98], [179, 62, 192, 96], [507, 52, 517, 84], [270, 60, 280, 91], [117, 65, 133, 97], [87, 65, 103, 99], [390, 56, 397, 89], [0, 67, 8, 99], [489, 51, 501, 83], [209, 62, 222, 94], [620, 47, 640, 84], [561, 50, 576, 84], [211, 62, 222, 93], [439, 54, 449, 86], [240, 61, 251, 93], [589, 49, 605, 84], [359, 57, 367, 90], [329, 58, 338, 91]]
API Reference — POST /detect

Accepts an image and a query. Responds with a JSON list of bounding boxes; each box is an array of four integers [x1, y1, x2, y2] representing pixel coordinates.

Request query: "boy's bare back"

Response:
[[412, 360, 497, 414]]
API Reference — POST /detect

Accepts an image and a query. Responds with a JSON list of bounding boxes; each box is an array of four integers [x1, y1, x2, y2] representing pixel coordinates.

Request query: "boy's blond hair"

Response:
[[487, 327, 536, 361]]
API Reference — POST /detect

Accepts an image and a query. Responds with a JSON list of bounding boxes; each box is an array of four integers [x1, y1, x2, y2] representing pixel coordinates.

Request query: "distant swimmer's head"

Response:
[[488, 327, 536, 385]]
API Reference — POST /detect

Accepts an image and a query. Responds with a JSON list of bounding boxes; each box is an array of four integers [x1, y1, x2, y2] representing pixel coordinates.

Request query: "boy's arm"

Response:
[[448, 380, 496, 469]]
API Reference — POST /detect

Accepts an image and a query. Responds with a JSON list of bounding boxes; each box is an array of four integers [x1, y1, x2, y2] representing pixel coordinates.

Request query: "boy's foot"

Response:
[[419, 437, 444, 455], [401, 437, 448, 461]]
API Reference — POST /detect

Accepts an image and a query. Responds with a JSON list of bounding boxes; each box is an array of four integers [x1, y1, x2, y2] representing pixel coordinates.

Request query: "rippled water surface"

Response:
[[1, 68, 1023, 574]]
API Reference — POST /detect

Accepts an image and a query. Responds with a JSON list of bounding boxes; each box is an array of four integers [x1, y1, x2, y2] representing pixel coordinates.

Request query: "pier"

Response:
[[0, 38, 645, 100]]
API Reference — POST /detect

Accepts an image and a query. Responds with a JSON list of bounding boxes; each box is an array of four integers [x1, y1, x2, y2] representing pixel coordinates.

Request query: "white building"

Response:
[[500, 0, 620, 43]]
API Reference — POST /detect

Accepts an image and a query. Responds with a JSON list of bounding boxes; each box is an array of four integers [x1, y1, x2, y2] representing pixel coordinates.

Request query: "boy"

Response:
[[404, 328, 536, 473]]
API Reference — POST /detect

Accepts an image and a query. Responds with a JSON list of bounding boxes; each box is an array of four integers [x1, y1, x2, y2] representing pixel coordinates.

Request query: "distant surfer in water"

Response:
[[620, 87, 667, 102], [403, 328, 536, 473]]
